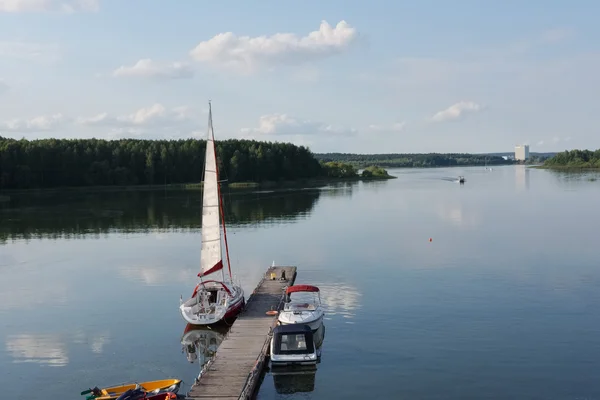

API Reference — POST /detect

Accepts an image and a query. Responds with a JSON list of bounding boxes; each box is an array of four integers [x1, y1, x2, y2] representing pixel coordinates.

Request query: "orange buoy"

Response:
[[429, 238, 432, 242], [266, 310, 278, 316]]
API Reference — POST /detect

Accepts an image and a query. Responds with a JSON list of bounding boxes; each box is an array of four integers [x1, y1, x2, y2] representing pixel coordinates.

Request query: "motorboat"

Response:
[[458, 176, 465, 183], [277, 284, 324, 331], [179, 102, 245, 326], [80, 379, 181, 400], [270, 324, 319, 367]]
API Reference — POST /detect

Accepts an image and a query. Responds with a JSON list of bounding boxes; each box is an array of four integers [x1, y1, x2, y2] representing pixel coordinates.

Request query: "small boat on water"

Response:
[[270, 324, 319, 367], [80, 379, 181, 400], [277, 285, 324, 332], [179, 102, 245, 326], [458, 176, 465, 183]]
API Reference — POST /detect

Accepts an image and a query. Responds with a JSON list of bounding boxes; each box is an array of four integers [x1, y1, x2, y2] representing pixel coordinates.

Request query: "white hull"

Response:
[[278, 310, 324, 332], [180, 283, 244, 325]]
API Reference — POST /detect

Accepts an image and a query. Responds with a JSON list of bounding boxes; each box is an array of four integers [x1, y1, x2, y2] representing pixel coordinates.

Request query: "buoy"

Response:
[[429, 238, 432, 242], [266, 310, 278, 316]]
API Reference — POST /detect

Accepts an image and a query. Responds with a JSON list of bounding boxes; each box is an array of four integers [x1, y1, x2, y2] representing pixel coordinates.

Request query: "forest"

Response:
[[315, 152, 514, 168], [542, 149, 600, 169], [0, 137, 326, 190]]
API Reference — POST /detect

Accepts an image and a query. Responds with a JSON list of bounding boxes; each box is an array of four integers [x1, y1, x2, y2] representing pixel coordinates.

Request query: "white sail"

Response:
[[199, 103, 223, 278]]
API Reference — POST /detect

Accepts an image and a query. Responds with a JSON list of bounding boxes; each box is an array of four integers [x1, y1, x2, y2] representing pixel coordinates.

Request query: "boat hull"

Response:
[[179, 285, 245, 326], [278, 311, 324, 332], [86, 379, 181, 400]]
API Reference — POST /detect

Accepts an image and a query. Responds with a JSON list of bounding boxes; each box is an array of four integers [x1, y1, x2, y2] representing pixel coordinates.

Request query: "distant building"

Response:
[[515, 144, 530, 161]]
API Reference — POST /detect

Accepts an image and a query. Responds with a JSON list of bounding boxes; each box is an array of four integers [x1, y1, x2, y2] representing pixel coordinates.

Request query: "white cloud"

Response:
[[0, 0, 99, 12], [77, 104, 195, 128], [0, 113, 66, 132], [75, 104, 202, 139], [241, 113, 357, 137], [368, 122, 405, 132], [0, 104, 202, 138], [432, 101, 482, 122], [189, 20, 357, 74], [112, 58, 194, 80]]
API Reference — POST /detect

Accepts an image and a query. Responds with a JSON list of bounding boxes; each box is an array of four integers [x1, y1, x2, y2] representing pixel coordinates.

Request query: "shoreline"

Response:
[[531, 165, 600, 171], [0, 175, 396, 196]]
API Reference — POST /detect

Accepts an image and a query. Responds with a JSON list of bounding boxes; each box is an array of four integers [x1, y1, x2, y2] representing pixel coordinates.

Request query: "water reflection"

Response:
[[547, 169, 600, 185], [436, 202, 482, 229], [515, 165, 530, 191], [318, 181, 357, 198], [5, 334, 69, 367], [0, 188, 323, 243], [180, 323, 228, 370], [315, 283, 362, 320], [271, 365, 317, 394], [5, 330, 112, 367]]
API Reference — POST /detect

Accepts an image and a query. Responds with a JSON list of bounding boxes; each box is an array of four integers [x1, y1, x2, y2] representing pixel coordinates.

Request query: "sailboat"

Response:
[[179, 102, 245, 325]]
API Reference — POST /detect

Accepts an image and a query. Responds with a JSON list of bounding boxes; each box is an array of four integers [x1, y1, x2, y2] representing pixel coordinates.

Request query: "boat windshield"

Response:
[[285, 291, 319, 306], [273, 332, 314, 355]]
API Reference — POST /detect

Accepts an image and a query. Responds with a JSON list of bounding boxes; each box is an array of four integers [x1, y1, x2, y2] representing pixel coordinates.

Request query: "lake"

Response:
[[1, 165, 600, 400]]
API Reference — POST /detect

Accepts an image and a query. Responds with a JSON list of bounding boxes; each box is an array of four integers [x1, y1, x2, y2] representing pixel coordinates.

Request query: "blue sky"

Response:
[[0, 0, 599, 153]]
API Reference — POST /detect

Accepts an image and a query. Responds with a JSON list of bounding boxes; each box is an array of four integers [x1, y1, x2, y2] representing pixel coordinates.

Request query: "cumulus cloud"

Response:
[[189, 20, 357, 73], [368, 122, 405, 132], [0, 113, 66, 132], [112, 58, 194, 80], [74, 104, 203, 139], [0, 0, 99, 12], [76, 104, 195, 128], [0, 104, 202, 138], [241, 113, 357, 137], [432, 101, 482, 122]]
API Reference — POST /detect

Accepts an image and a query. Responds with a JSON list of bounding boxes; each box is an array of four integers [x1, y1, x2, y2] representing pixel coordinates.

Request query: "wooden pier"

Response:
[[186, 265, 297, 400]]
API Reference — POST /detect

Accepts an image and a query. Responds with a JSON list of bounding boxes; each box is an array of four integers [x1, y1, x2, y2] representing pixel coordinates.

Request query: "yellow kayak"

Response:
[[81, 379, 182, 400]]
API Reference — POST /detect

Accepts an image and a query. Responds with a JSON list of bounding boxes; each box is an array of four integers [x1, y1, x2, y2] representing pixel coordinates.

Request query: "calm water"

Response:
[[1, 165, 600, 400]]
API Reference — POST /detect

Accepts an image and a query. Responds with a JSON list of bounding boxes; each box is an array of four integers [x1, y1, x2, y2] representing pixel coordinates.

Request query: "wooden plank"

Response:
[[186, 266, 296, 400]]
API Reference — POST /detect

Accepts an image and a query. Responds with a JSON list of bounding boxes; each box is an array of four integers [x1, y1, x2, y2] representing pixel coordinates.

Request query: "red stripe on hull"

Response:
[[223, 296, 245, 320]]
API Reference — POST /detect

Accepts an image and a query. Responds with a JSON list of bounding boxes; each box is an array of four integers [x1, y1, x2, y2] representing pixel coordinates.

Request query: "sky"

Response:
[[0, 0, 599, 154]]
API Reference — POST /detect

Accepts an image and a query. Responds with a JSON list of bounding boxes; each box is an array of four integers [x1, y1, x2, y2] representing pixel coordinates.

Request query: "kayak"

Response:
[[81, 379, 181, 400]]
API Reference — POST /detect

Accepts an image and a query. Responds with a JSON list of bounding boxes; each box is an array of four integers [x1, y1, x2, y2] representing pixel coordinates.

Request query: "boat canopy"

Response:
[[272, 324, 314, 355], [286, 285, 319, 295]]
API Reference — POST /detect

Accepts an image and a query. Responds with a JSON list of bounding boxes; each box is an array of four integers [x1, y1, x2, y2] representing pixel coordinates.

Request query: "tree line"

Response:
[[315, 152, 514, 168], [543, 149, 600, 168], [0, 137, 327, 190]]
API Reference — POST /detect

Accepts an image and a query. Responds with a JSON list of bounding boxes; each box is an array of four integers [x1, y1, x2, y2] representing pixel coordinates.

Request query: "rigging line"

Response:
[[210, 102, 233, 282]]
